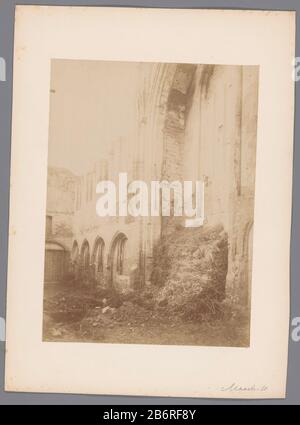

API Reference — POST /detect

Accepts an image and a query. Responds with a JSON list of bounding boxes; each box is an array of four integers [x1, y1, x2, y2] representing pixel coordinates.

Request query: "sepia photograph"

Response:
[[5, 6, 294, 398], [43, 59, 259, 347]]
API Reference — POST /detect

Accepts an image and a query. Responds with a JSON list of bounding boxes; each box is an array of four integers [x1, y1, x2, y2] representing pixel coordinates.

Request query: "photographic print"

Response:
[[5, 6, 294, 398], [43, 60, 259, 347]]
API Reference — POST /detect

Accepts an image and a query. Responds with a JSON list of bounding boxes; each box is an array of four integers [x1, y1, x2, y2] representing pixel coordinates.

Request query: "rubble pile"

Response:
[[152, 224, 229, 319], [44, 285, 165, 331], [44, 292, 99, 323]]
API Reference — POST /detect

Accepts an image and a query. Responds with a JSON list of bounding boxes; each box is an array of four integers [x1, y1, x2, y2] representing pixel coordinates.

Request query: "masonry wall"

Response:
[[61, 62, 258, 304], [146, 63, 259, 304], [182, 65, 259, 303], [45, 167, 77, 282], [71, 148, 146, 291], [46, 167, 76, 249]]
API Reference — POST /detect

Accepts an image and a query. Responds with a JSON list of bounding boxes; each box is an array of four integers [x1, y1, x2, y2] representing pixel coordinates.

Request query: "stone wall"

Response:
[[45, 167, 77, 282], [61, 62, 258, 305], [46, 167, 77, 250], [148, 63, 258, 305]]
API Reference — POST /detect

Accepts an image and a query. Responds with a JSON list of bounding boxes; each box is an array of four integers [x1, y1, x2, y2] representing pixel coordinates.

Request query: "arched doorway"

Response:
[[71, 240, 79, 278], [44, 241, 66, 283], [80, 240, 90, 276], [92, 237, 105, 283], [71, 240, 79, 261], [108, 233, 128, 287]]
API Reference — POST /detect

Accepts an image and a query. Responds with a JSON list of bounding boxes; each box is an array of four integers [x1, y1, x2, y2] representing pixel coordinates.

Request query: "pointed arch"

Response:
[[71, 240, 79, 262], [92, 236, 105, 274], [80, 239, 90, 271], [107, 232, 128, 287]]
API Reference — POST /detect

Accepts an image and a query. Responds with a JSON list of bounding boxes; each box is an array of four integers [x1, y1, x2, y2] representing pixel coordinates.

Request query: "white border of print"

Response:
[[5, 6, 295, 398]]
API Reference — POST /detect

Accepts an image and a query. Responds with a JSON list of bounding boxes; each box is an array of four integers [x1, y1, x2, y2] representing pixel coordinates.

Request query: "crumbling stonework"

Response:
[[152, 225, 228, 313], [46, 167, 77, 249], [45, 63, 258, 310]]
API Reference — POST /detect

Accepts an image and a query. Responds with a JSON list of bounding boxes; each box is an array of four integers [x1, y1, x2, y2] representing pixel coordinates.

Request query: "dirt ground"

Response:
[[43, 282, 250, 347]]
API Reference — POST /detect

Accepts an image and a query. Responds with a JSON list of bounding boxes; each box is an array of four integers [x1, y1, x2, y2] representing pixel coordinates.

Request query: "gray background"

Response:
[[0, 0, 299, 405]]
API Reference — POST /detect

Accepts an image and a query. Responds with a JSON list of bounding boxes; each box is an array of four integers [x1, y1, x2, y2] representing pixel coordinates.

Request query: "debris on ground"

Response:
[[42, 224, 249, 347]]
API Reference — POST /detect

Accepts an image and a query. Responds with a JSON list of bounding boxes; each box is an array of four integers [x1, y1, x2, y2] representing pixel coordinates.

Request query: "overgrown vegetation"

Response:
[[152, 224, 229, 319]]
